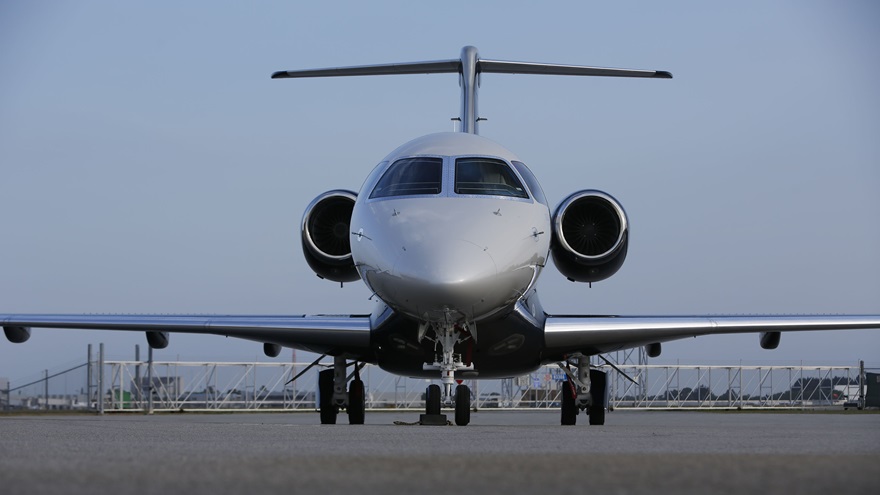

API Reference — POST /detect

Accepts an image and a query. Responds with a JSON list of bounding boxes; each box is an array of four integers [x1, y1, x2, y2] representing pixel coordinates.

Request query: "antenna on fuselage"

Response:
[[272, 46, 672, 135]]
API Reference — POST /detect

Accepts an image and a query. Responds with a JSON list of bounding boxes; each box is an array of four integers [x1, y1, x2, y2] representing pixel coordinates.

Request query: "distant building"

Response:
[[133, 376, 183, 404], [867, 372, 880, 408], [18, 394, 90, 410], [0, 378, 8, 409]]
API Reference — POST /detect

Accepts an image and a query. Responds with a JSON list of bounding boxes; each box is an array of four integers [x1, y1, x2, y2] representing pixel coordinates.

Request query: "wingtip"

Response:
[[655, 71, 673, 79], [271, 71, 288, 79]]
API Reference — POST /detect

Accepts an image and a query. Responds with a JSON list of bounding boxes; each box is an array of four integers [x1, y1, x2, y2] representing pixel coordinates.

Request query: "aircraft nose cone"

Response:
[[389, 239, 499, 320], [393, 239, 496, 284]]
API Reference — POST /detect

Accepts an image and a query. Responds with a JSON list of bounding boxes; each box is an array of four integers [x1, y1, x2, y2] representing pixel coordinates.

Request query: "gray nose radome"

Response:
[[392, 239, 496, 285], [387, 239, 502, 321]]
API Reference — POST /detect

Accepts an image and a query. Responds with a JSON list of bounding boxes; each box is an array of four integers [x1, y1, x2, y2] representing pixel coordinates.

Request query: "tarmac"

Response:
[[1, 410, 878, 494]]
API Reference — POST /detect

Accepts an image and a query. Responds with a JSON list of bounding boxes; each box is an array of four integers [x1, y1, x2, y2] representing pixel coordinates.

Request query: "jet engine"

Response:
[[551, 190, 629, 283], [301, 189, 360, 283]]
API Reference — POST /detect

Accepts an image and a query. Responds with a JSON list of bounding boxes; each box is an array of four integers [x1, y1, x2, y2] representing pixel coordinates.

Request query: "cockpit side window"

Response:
[[454, 158, 529, 199], [369, 157, 443, 199], [511, 161, 548, 206]]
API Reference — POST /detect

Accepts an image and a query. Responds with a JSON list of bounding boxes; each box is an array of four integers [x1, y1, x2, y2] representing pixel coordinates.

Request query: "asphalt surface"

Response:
[[1, 410, 878, 494]]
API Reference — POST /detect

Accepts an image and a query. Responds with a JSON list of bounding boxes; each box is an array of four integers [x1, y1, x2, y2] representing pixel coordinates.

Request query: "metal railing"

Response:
[[3, 347, 870, 413], [606, 364, 865, 409], [95, 361, 868, 412]]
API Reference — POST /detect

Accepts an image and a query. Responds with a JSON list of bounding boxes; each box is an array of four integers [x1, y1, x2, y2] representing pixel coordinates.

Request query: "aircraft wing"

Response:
[[543, 314, 880, 357], [1, 313, 372, 359]]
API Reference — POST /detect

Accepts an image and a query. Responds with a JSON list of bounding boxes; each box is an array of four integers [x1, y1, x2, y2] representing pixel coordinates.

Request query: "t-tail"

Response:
[[272, 45, 672, 134]]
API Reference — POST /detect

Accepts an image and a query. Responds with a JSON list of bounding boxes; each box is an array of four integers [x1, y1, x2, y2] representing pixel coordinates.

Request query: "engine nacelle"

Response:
[[301, 190, 360, 283], [551, 190, 629, 283], [4, 326, 31, 343]]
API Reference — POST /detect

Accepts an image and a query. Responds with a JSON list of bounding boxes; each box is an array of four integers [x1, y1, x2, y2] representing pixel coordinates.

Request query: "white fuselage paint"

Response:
[[350, 132, 551, 325]]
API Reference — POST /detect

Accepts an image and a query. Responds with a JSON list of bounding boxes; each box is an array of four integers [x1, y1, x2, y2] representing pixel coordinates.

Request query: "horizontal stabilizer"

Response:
[[478, 59, 672, 79], [272, 59, 671, 80], [272, 60, 460, 79], [272, 46, 672, 134]]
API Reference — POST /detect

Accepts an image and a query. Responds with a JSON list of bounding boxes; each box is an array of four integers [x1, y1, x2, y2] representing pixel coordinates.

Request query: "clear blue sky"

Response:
[[1, 1, 878, 381]]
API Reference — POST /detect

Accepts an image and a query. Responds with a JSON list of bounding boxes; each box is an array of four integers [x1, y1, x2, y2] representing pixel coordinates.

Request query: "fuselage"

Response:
[[350, 132, 551, 326]]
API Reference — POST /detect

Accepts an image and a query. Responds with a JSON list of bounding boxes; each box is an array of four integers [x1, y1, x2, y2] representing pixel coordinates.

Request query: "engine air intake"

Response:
[[302, 190, 360, 283], [551, 190, 629, 283], [560, 195, 622, 257]]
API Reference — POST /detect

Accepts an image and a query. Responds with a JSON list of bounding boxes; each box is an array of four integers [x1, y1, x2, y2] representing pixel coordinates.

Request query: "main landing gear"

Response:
[[559, 354, 607, 426], [318, 356, 366, 425], [420, 319, 474, 426]]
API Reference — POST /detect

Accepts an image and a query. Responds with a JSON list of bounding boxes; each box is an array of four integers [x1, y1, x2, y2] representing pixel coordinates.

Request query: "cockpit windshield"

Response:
[[370, 157, 443, 198], [454, 157, 529, 199]]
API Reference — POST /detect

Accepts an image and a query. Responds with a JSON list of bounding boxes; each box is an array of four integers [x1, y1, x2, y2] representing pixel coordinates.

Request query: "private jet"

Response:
[[3, 46, 879, 426]]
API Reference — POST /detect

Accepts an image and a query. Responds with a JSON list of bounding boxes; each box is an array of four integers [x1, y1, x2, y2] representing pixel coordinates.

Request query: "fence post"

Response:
[[135, 344, 141, 408], [86, 344, 92, 410], [147, 345, 154, 414], [859, 360, 865, 410], [98, 343, 104, 415]]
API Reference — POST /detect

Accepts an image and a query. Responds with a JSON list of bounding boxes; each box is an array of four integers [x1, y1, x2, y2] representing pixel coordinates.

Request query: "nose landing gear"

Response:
[[420, 382, 471, 426], [420, 320, 474, 426]]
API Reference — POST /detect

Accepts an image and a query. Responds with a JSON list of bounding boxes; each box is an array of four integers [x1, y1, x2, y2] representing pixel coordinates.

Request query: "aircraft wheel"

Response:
[[318, 369, 337, 425], [561, 379, 577, 425], [588, 369, 607, 426], [426, 384, 441, 416], [454, 384, 470, 426], [348, 379, 365, 425], [588, 405, 605, 426]]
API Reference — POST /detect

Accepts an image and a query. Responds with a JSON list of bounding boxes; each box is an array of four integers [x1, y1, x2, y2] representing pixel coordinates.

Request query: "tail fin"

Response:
[[273, 46, 671, 134]]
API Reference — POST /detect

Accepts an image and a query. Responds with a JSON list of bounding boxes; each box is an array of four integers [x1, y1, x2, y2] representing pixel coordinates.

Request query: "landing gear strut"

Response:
[[559, 355, 607, 426]]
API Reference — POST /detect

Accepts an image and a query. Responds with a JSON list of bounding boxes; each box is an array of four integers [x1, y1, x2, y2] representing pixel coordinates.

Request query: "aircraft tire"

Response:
[[426, 384, 441, 416], [588, 405, 605, 426], [561, 379, 577, 425], [348, 379, 365, 425], [454, 384, 470, 426], [319, 369, 337, 425], [588, 369, 607, 426]]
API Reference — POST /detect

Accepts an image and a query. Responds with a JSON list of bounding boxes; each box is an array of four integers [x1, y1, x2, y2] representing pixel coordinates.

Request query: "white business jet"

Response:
[[3, 47, 879, 426]]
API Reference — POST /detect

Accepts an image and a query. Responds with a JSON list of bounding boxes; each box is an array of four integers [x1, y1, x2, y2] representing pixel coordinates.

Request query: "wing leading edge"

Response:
[[1, 314, 372, 359], [544, 314, 880, 357]]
